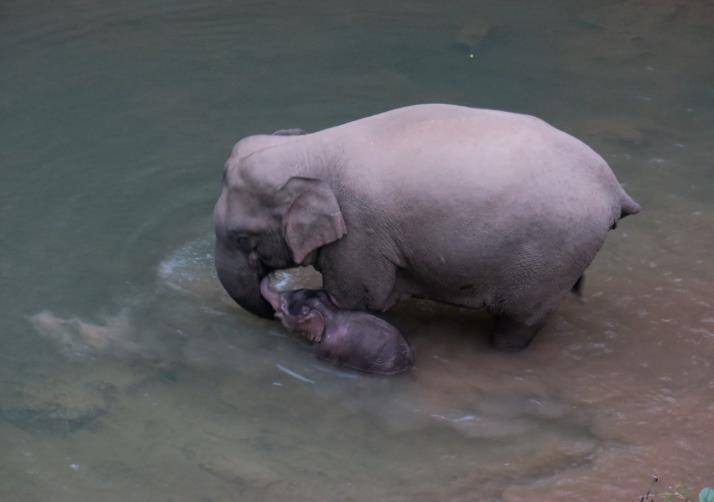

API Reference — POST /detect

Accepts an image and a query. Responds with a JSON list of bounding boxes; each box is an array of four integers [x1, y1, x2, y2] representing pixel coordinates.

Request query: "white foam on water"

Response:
[[157, 237, 216, 292], [276, 363, 315, 384], [29, 310, 135, 358], [311, 363, 360, 379], [30, 238, 222, 361], [431, 413, 479, 424]]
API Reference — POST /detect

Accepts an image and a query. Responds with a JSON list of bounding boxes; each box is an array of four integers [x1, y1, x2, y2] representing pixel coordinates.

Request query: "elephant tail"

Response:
[[571, 274, 585, 298], [619, 190, 641, 219]]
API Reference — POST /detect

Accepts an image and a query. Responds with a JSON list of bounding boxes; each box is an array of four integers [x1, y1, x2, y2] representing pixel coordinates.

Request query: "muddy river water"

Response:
[[1, 0, 713, 500]]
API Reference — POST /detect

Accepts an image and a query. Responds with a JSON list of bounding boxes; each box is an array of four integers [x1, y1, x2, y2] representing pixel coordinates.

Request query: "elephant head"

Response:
[[213, 135, 347, 318]]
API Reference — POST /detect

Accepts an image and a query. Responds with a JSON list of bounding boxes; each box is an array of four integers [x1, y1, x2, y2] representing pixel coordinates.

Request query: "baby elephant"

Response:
[[260, 278, 414, 375]]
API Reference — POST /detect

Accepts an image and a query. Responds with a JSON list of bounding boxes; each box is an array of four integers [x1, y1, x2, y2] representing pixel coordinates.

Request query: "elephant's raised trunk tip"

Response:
[[260, 276, 282, 312]]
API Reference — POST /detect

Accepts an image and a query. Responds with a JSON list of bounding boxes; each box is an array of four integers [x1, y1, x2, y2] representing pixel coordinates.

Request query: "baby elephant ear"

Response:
[[280, 177, 347, 264]]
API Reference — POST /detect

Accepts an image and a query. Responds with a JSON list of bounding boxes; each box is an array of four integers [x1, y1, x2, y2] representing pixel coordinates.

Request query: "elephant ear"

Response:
[[280, 177, 347, 265], [295, 310, 326, 342]]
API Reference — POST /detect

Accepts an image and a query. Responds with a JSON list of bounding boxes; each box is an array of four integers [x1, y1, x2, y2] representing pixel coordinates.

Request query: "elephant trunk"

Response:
[[259, 276, 282, 313], [214, 241, 275, 319]]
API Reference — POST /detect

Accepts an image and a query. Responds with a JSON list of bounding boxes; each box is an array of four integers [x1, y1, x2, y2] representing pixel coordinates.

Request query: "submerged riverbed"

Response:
[[1, 0, 713, 500]]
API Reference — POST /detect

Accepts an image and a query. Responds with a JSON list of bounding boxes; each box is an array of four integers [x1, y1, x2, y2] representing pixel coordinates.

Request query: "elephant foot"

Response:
[[490, 315, 543, 352]]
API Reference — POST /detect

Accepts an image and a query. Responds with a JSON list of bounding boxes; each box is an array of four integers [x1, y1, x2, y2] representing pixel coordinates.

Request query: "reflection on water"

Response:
[[1, 0, 713, 500]]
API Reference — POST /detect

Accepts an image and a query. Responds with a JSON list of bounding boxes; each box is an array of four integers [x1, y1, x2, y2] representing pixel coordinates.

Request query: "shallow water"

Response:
[[2, 0, 713, 500]]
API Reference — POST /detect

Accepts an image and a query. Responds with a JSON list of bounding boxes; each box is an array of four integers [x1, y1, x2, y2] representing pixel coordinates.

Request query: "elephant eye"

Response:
[[233, 233, 253, 253], [287, 300, 304, 316]]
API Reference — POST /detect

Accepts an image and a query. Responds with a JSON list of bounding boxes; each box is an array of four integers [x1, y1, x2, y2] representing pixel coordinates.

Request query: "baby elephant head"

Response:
[[260, 278, 414, 376], [260, 279, 332, 342]]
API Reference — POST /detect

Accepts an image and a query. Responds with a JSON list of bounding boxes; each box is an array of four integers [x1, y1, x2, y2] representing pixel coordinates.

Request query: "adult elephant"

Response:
[[213, 104, 639, 350]]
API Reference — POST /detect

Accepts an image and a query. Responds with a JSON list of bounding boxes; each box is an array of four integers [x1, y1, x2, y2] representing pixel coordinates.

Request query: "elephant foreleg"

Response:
[[318, 247, 398, 313]]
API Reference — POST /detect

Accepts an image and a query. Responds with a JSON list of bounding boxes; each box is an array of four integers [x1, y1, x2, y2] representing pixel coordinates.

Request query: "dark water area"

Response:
[[1, 1, 713, 500]]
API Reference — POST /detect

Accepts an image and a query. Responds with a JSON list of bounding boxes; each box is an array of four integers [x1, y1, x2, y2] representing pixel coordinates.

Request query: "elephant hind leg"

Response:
[[489, 258, 587, 351], [490, 314, 548, 351], [488, 286, 568, 351]]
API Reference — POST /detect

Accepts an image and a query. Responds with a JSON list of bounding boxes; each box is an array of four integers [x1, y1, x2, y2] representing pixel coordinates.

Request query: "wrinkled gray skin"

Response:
[[260, 278, 414, 375], [214, 104, 640, 353]]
